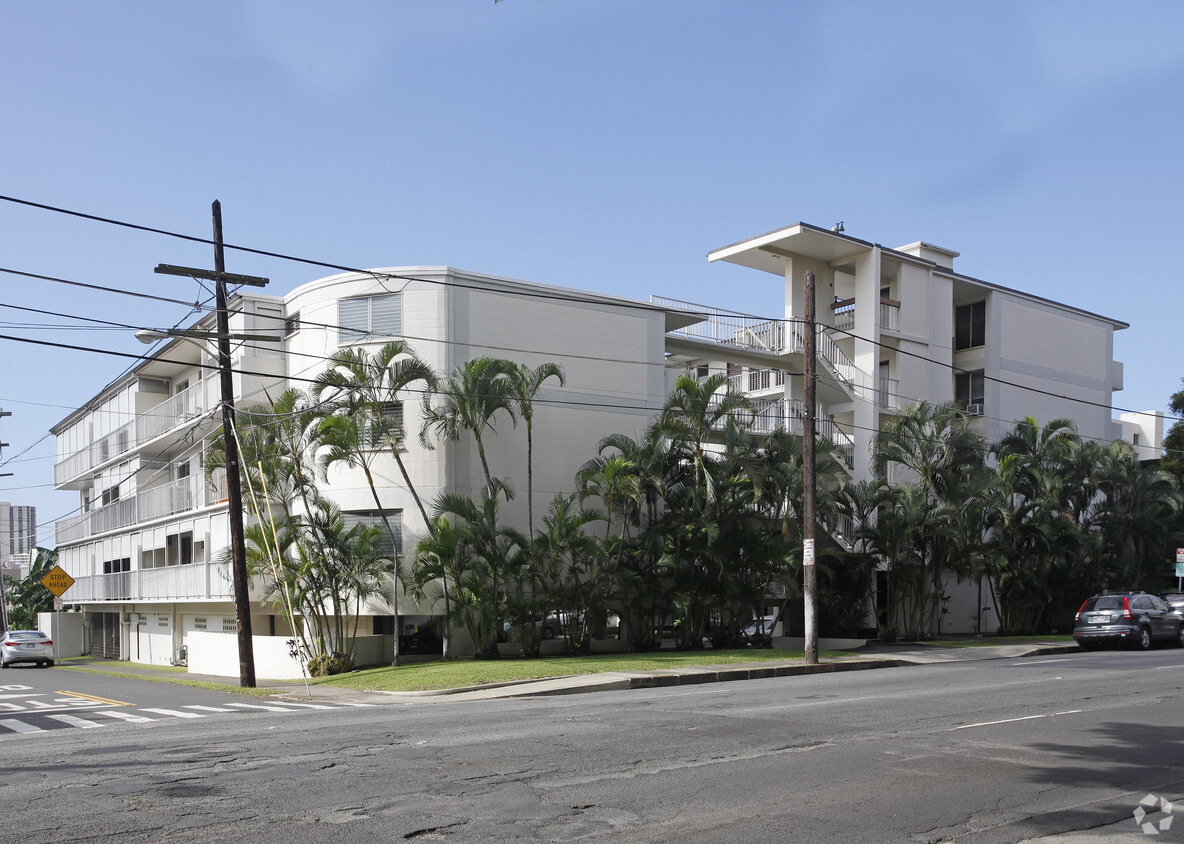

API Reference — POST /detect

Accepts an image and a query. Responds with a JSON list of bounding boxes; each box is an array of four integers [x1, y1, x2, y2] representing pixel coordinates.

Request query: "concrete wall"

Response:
[[37, 611, 86, 658]]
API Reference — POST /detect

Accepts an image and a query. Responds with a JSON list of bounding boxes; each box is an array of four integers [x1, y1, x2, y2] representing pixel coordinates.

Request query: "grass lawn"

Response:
[[317, 648, 855, 693]]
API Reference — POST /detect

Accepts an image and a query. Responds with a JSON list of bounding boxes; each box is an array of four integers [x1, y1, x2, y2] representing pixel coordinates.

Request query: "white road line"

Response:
[[955, 709, 1083, 730], [1011, 658, 1073, 666], [98, 710, 155, 723], [227, 702, 301, 712], [140, 708, 205, 719], [276, 702, 337, 710], [0, 718, 44, 733], [184, 705, 236, 713], [334, 702, 378, 708], [47, 714, 103, 729]]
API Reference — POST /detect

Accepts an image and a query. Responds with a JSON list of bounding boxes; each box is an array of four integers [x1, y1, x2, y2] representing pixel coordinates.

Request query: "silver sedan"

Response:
[[0, 630, 54, 668]]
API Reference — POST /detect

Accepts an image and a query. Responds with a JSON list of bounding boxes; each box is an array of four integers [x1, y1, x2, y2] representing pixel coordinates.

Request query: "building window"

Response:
[[194, 617, 207, 630], [955, 301, 986, 350], [955, 370, 985, 414], [284, 312, 301, 337], [338, 294, 402, 344], [101, 484, 120, 506], [222, 617, 237, 633], [343, 509, 402, 557], [1133, 432, 1140, 446]]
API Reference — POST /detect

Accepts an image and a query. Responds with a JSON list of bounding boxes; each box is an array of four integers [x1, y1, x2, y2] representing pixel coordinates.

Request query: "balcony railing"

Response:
[[746, 398, 855, 470], [138, 379, 209, 444], [655, 296, 857, 390], [728, 368, 786, 394], [830, 298, 901, 333], [65, 563, 241, 603], [879, 377, 901, 410], [54, 421, 136, 486], [55, 474, 229, 545]]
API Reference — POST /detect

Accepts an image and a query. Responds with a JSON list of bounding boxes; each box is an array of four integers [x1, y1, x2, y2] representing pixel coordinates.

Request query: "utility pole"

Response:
[[802, 270, 818, 665], [155, 201, 268, 688]]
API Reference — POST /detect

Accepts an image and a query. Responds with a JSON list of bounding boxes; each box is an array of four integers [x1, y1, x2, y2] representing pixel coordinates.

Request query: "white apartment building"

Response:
[[658, 222, 1142, 633], [50, 224, 1146, 668], [51, 267, 683, 668]]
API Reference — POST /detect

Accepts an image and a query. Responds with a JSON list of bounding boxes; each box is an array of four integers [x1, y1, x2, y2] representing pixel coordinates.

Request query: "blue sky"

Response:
[[3, 1, 1183, 542]]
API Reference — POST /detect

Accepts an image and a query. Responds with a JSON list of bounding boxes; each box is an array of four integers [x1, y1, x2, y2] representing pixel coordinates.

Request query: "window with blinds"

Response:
[[338, 293, 402, 344], [343, 509, 402, 558]]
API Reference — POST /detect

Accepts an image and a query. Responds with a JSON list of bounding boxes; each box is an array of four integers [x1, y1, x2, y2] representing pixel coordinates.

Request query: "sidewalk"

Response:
[[63, 639, 1079, 706], [272, 638, 1079, 704]]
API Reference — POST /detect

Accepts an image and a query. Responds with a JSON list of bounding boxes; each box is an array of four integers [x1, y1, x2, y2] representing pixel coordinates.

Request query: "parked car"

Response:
[[0, 630, 55, 668], [1073, 592, 1184, 650], [743, 613, 781, 645], [1161, 592, 1184, 612]]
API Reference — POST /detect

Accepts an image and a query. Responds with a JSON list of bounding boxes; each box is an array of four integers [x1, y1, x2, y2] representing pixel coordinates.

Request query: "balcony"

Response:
[[56, 475, 229, 546], [728, 368, 786, 395], [879, 377, 901, 410], [655, 296, 858, 390], [746, 398, 855, 470], [54, 421, 136, 486], [65, 563, 240, 603], [830, 298, 900, 334], [137, 379, 210, 444]]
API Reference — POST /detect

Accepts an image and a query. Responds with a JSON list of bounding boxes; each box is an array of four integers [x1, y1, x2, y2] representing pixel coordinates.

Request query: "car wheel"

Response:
[[1176, 626, 1184, 649], [0, 661, 7, 669], [1136, 626, 1153, 650], [542, 626, 555, 641]]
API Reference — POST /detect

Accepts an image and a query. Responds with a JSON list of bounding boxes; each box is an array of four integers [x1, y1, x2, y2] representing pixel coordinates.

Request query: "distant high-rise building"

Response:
[[0, 503, 37, 562]]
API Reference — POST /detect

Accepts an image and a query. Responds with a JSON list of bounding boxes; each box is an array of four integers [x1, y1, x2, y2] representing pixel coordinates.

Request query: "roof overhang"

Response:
[[707, 223, 875, 275]]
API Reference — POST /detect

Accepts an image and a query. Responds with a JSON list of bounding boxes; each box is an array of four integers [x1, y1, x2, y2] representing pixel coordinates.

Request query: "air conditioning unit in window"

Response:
[[966, 403, 984, 416]]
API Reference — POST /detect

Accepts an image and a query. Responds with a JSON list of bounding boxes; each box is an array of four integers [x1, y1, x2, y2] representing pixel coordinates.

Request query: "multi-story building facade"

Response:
[[658, 222, 1142, 632], [52, 267, 682, 667], [50, 223, 1150, 667], [0, 503, 37, 564]]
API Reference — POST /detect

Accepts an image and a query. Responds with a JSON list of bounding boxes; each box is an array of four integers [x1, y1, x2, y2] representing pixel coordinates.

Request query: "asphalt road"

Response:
[[2, 648, 1182, 843]]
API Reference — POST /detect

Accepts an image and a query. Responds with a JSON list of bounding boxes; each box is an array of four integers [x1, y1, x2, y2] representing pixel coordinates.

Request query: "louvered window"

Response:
[[338, 294, 402, 344]]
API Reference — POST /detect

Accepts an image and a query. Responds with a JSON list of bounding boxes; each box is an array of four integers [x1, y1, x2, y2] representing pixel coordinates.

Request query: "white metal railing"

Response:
[[137, 379, 209, 443], [656, 296, 857, 390], [879, 377, 901, 410], [53, 420, 136, 486], [745, 399, 855, 470], [55, 475, 229, 546], [829, 300, 899, 334], [727, 368, 786, 394], [66, 563, 239, 603]]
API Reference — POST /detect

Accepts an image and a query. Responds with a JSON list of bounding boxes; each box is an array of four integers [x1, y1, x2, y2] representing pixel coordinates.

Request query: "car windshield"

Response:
[[6, 631, 46, 640]]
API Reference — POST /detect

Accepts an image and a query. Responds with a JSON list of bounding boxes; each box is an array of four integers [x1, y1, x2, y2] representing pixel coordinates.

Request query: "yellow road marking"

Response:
[[55, 690, 134, 707]]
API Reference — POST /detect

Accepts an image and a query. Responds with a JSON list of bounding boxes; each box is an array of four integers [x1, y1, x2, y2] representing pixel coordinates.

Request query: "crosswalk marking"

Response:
[[98, 710, 155, 723], [140, 707, 205, 719], [0, 698, 370, 738], [47, 714, 103, 729], [227, 702, 301, 712]]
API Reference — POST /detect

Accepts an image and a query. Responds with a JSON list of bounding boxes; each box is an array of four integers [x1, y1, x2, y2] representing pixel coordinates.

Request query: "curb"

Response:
[[623, 657, 908, 691]]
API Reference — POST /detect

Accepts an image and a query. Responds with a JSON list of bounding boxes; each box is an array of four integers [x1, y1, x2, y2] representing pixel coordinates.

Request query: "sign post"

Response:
[[1176, 548, 1184, 591]]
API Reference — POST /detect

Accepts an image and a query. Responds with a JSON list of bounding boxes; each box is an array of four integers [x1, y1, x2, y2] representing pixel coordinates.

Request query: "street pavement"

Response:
[[60, 639, 1166, 842]]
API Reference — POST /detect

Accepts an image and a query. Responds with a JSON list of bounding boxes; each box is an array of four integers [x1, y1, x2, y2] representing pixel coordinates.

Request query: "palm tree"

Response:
[[505, 361, 565, 535], [314, 340, 437, 532], [653, 371, 751, 502], [420, 356, 518, 494]]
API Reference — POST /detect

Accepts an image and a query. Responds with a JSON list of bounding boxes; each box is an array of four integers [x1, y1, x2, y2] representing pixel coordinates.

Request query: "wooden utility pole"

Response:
[[802, 270, 818, 665], [155, 201, 268, 688]]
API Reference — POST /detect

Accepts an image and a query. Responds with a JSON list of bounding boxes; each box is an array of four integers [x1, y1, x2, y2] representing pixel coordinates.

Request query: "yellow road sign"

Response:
[[40, 565, 75, 597]]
